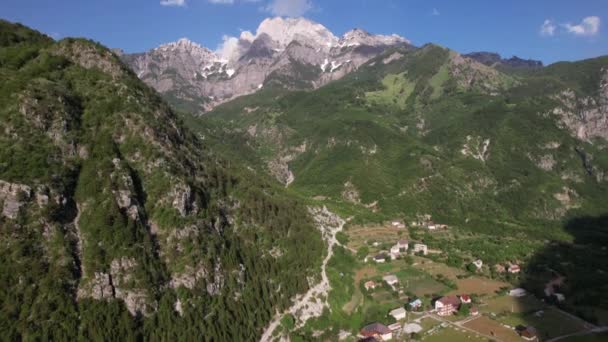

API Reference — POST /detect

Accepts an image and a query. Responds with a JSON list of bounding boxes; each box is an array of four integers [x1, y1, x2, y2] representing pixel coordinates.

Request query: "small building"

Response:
[[409, 298, 422, 310], [434, 296, 461, 316], [390, 245, 401, 260], [509, 288, 527, 297], [473, 259, 483, 269], [518, 326, 538, 341], [389, 307, 407, 320], [470, 306, 479, 316], [459, 294, 471, 304], [383, 274, 399, 286], [508, 263, 521, 274], [413, 243, 428, 255], [387, 322, 402, 332], [391, 221, 405, 229], [364, 280, 377, 291], [374, 254, 387, 263], [360, 323, 393, 341], [396, 239, 409, 251]]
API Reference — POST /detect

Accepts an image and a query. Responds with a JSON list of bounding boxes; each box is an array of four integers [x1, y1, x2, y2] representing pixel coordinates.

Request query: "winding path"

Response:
[[260, 207, 345, 342]]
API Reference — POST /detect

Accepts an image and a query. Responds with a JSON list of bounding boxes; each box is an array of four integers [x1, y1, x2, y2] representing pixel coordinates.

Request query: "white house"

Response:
[[396, 239, 408, 251], [389, 307, 407, 320], [383, 274, 399, 286], [373, 254, 386, 263], [390, 245, 400, 260], [509, 288, 527, 297], [434, 296, 460, 316], [413, 243, 428, 255]]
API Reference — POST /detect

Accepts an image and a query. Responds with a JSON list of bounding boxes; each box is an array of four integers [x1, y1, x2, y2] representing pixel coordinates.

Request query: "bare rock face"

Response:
[[169, 183, 196, 217], [77, 257, 154, 316], [52, 39, 127, 79], [460, 135, 491, 162], [206, 262, 224, 296], [0, 180, 31, 219], [77, 272, 114, 300], [122, 17, 412, 113], [550, 68, 608, 141], [169, 264, 208, 289]]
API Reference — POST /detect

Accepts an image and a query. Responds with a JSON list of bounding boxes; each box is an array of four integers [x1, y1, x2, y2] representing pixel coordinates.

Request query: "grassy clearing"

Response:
[[365, 72, 415, 109], [424, 324, 486, 342], [499, 308, 591, 340], [449, 277, 509, 296], [482, 295, 544, 314], [463, 315, 521, 342], [346, 223, 408, 251]]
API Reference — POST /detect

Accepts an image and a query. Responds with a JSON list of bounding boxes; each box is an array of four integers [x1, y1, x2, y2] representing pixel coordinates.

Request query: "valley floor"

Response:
[[274, 220, 606, 341]]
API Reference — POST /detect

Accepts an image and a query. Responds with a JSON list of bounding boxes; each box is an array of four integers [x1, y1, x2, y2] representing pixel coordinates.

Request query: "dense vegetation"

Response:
[[197, 42, 608, 328], [0, 20, 324, 340]]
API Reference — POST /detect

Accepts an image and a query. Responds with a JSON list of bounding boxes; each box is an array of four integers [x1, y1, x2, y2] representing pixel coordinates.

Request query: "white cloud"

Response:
[[160, 0, 186, 6], [563, 16, 600, 36], [432, 8, 440, 16], [265, 0, 313, 17], [208, 0, 235, 3], [540, 19, 556, 36], [216, 35, 240, 60]]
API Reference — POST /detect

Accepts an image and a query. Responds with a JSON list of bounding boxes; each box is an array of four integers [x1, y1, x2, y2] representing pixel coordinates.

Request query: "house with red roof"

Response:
[[459, 294, 471, 304], [360, 323, 393, 341]]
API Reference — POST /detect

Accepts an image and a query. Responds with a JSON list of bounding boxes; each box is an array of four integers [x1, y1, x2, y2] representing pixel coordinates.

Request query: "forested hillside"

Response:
[[0, 20, 324, 340], [196, 45, 608, 320]]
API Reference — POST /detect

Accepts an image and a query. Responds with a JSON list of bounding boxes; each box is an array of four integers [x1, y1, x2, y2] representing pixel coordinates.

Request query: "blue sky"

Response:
[[2, 0, 606, 64]]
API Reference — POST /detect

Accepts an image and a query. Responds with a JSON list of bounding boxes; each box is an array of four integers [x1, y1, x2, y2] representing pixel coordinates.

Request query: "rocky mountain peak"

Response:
[[340, 28, 409, 47], [255, 17, 338, 50], [156, 37, 218, 61]]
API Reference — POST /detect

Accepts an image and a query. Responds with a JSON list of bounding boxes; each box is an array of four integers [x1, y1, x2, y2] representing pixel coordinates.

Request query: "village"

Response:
[[335, 217, 599, 342]]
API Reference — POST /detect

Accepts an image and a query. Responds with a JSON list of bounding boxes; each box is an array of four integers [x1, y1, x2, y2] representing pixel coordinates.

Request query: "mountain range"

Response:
[[121, 17, 545, 115], [1, 15, 607, 342]]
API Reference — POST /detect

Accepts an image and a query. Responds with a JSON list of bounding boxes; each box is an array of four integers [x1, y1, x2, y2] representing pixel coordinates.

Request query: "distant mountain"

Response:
[[121, 17, 412, 113], [464, 51, 543, 70]]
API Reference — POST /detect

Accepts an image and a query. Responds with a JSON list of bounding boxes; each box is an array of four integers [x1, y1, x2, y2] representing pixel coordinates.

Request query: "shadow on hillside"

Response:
[[514, 214, 608, 340]]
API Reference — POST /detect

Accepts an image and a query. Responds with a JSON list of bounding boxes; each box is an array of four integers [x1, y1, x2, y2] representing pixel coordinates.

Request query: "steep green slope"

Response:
[[0, 21, 324, 340], [202, 45, 608, 235]]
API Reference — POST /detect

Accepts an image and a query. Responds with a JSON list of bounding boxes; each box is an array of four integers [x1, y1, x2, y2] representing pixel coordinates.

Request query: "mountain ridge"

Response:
[[121, 16, 412, 113]]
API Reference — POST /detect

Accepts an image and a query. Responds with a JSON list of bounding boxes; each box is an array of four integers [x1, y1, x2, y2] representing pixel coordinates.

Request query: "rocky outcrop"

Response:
[[77, 256, 154, 316], [464, 51, 543, 69], [52, 39, 127, 79], [0, 180, 31, 219], [550, 68, 608, 141], [460, 135, 491, 162]]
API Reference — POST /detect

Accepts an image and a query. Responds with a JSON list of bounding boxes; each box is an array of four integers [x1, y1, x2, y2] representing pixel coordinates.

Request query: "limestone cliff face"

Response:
[[551, 68, 608, 142]]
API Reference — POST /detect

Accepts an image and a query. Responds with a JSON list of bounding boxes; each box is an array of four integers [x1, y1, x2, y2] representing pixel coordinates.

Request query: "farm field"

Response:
[[346, 224, 409, 251], [481, 294, 545, 314], [423, 324, 486, 342], [498, 308, 592, 340], [463, 316, 521, 342], [449, 276, 509, 296]]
